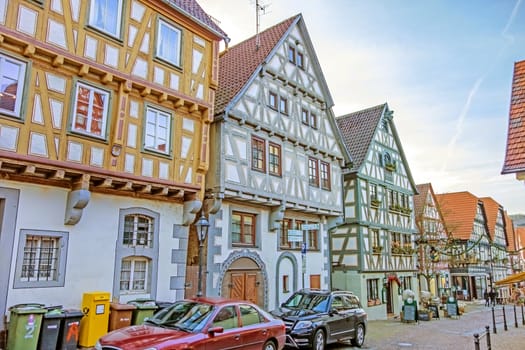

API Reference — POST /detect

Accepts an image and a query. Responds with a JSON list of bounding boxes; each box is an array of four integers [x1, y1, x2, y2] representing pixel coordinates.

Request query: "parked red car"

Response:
[[95, 297, 286, 350]]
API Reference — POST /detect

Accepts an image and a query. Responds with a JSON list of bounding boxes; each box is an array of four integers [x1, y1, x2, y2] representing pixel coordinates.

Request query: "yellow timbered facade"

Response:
[[0, 0, 227, 333]]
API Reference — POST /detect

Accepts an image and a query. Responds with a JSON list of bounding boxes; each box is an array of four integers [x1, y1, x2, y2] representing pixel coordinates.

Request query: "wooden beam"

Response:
[[139, 184, 152, 193], [52, 55, 64, 67], [118, 181, 133, 191], [78, 64, 90, 77], [22, 165, 36, 175], [49, 169, 65, 180], [95, 178, 113, 188], [102, 73, 113, 84], [23, 44, 36, 57], [140, 87, 151, 97], [158, 92, 168, 103]]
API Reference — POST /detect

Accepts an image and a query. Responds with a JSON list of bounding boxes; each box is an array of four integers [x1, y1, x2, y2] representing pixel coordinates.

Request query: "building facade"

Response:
[[0, 0, 227, 332], [331, 104, 418, 320], [413, 183, 450, 299], [206, 14, 347, 310]]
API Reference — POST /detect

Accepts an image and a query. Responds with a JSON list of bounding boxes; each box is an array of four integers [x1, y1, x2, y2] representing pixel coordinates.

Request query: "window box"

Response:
[[372, 246, 382, 254], [371, 199, 381, 207], [385, 163, 396, 172]]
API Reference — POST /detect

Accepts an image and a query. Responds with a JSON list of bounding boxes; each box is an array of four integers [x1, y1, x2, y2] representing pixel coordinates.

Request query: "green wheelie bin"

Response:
[[7, 303, 46, 350]]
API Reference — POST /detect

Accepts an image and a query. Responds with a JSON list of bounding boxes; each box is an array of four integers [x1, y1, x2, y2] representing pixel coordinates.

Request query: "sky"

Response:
[[198, 0, 525, 215]]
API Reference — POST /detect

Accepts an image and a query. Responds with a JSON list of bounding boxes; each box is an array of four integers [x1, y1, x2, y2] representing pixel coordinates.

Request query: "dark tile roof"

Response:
[[165, 0, 229, 40], [336, 104, 386, 172], [436, 191, 480, 240], [215, 15, 299, 114], [502, 60, 525, 174]]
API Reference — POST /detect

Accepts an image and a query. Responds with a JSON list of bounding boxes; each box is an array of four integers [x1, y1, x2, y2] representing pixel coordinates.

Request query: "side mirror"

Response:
[[208, 326, 224, 336]]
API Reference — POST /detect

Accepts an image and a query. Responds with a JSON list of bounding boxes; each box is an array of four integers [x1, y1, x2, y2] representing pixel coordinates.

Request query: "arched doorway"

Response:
[[222, 257, 262, 306]]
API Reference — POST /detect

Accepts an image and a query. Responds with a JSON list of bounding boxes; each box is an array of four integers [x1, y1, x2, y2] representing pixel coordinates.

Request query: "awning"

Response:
[[494, 271, 525, 286]]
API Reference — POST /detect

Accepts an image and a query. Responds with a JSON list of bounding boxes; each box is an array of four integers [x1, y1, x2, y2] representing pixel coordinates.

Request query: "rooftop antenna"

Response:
[[255, 0, 269, 50]]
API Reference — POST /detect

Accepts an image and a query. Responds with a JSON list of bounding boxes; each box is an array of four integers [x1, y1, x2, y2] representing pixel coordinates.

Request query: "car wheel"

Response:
[[312, 329, 325, 350], [262, 340, 276, 350], [351, 323, 365, 347]]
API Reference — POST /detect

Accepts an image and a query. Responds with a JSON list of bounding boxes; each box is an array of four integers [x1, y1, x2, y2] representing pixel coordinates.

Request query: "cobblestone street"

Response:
[[331, 301, 525, 350]]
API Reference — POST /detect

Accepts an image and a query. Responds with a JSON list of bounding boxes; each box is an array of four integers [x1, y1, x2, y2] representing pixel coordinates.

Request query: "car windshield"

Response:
[[282, 293, 329, 312], [146, 301, 214, 332]]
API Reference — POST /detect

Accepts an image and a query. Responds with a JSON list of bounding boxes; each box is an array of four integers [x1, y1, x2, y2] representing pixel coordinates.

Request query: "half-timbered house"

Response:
[[0, 0, 228, 333], [331, 103, 418, 320], [436, 192, 507, 301], [206, 14, 347, 310], [413, 183, 450, 299]]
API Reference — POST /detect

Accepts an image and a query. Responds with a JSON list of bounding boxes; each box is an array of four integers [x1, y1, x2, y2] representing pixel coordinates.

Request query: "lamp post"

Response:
[[195, 214, 209, 297]]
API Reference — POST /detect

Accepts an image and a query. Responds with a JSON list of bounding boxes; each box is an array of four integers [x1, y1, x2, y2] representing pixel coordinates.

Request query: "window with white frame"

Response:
[[72, 82, 110, 138], [156, 18, 182, 67], [120, 257, 149, 292], [89, 0, 123, 38], [14, 230, 68, 288], [0, 53, 27, 117], [115, 208, 159, 297], [144, 106, 171, 154]]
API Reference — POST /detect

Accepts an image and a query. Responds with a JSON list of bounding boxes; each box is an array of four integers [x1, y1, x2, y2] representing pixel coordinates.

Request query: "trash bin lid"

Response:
[[9, 304, 47, 314], [63, 309, 84, 318], [110, 303, 137, 311], [44, 308, 65, 319]]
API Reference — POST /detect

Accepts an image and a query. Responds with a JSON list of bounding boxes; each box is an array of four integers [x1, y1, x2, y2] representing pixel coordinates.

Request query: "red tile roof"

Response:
[[436, 191, 480, 240], [517, 227, 525, 260], [504, 211, 516, 251], [336, 104, 386, 172], [480, 197, 501, 242], [414, 183, 431, 218], [166, 0, 229, 41], [215, 15, 299, 114], [502, 60, 525, 174]]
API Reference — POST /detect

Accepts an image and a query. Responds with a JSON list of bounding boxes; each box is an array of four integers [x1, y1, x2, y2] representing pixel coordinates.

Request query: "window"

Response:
[[156, 18, 182, 67], [213, 306, 237, 330], [301, 108, 309, 124], [89, 0, 123, 38], [115, 208, 159, 298], [232, 212, 255, 246], [123, 214, 154, 247], [279, 97, 288, 115], [0, 53, 26, 117], [370, 184, 378, 201], [239, 305, 263, 326], [280, 218, 292, 248], [14, 230, 68, 288], [251, 137, 266, 172], [304, 224, 319, 250], [282, 275, 289, 293], [72, 82, 110, 138], [120, 257, 149, 292], [145, 106, 171, 154], [310, 113, 317, 129], [288, 46, 296, 64], [269, 91, 278, 109], [269, 142, 281, 176], [308, 157, 319, 187], [367, 279, 379, 301], [297, 52, 304, 69], [320, 161, 331, 190], [371, 229, 380, 247]]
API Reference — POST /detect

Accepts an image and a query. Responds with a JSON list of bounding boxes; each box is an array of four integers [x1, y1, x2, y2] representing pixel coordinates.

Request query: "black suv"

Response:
[[270, 289, 367, 350]]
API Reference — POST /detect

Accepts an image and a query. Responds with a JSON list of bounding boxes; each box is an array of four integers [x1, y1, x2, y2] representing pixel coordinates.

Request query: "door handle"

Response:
[[261, 329, 268, 335], [234, 334, 241, 340]]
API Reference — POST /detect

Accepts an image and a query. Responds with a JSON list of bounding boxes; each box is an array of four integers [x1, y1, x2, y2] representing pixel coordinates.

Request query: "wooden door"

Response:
[[310, 274, 321, 289], [230, 272, 258, 304]]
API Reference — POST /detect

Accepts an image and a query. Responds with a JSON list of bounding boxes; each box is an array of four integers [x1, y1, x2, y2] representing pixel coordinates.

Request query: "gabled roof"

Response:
[[504, 211, 516, 251], [480, 197, 502, 243], [502, 60, 525, 174], [517, 227, 525, 260], [215, 15, 299, 115], [436, 191, 480, 240], [414, 183, 432, 218], [165, 0, 229, 41], [337, 104, 385, 173], [336, 103, 418, 192]]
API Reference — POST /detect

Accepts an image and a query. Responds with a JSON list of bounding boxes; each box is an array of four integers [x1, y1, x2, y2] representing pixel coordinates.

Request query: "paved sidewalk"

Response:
[[333, 301, 525, 349]]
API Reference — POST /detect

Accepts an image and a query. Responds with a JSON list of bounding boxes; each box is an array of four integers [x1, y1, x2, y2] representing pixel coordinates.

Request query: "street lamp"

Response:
[[195, 214, 209, 297]]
